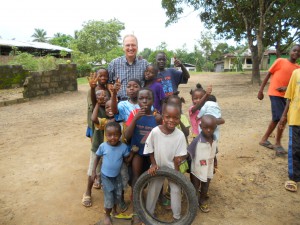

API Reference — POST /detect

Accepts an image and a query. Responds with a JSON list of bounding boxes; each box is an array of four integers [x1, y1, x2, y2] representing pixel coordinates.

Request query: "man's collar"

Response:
[[122, 55, 137, 65]]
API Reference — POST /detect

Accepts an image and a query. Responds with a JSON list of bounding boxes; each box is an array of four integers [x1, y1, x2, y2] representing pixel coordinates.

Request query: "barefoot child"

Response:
[[144, 103, 187, 221], [144, 64, 165, 113], [279, 68, 300, 192], [92, 122, 135, 225], [188, 115, 218, 213]]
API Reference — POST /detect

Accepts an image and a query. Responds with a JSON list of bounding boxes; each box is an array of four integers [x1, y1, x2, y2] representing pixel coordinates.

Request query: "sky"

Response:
[[0, 0, 211, 52]]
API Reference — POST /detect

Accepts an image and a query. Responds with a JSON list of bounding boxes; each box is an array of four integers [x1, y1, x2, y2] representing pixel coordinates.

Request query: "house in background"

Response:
[[0, 39, 72, 64], [175, 62, 196, 71], [214, 49, 287, 72]]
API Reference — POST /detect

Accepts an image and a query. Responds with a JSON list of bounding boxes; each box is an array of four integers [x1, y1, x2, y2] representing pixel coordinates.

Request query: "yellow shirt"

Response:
[[285, 69, 300, 125]]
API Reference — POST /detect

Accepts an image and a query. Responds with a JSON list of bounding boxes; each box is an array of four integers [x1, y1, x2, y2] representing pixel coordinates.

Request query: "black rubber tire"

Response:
[[133, 167, 198, 225]]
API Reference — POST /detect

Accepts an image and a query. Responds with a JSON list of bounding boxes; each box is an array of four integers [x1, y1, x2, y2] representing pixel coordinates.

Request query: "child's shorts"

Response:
[[86, 126, 93, 138], [101, 173, 122, 209], [87, 151, 101, 176], [269, 96, 286, 122]]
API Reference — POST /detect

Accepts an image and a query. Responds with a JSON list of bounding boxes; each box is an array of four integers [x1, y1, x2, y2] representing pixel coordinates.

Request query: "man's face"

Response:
[[123, 36, 138, 59], [156, 53, 166, 70]]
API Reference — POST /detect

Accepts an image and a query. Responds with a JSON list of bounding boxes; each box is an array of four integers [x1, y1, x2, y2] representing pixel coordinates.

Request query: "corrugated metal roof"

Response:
[[0, 39, 72, 52]]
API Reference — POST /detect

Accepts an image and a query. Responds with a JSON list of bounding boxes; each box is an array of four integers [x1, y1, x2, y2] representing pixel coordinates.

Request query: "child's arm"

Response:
[[279, 99, 290, 129], [148, 153, 158, 176], [91, 155, 101, 182], [124, 147, 138, 164], [217, 117, 225, 125], [87, 73, 98, 108], [109, 78, 121, 114], [190, 85, 212, 113], [91, 102, 100, 124], [124, 109, 146, 141], [258, 72, 271, 100]]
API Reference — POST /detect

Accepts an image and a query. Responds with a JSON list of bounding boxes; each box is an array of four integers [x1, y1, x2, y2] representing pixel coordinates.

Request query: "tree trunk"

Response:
[[250, 45, 261, 85]]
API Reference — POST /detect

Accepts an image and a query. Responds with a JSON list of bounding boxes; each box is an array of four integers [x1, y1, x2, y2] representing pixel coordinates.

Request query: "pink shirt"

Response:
[[189, 105, 201, 138]]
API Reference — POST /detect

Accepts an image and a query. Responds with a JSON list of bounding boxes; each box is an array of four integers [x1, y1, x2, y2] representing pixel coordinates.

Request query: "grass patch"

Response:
[[77, 77, 88, 85]]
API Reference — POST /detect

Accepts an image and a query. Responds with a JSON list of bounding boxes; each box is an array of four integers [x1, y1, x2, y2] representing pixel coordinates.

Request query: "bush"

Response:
[[9, 53, 38, 71], [77, 64, 92, 77]]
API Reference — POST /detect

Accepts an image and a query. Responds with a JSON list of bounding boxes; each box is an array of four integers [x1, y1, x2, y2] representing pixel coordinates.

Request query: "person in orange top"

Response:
[[258, 44, 300, 156]]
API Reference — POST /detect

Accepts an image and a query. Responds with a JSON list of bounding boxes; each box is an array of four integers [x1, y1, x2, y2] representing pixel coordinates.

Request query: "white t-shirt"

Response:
[[144, 126, 187, 169]]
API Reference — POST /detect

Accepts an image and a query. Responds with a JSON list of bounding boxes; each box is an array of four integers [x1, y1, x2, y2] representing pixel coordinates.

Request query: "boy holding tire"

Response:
[[144, 102, 187, 221]]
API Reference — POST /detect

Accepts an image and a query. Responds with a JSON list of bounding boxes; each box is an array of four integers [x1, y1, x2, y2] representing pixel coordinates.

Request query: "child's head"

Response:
[[105, 100, 114, 118], [165, 94, 185, 113], [155, 52, 167, 70], [126, 78, 141, 99], [105, 121, 122, 146], [137, 88, 154, 113], [206, 95, 217, 102], [144, 64, 158, 81], [289, 44, 300, 61], [190, 83, 206, 105], [200, 115, 217, 139], [97, 68, 109, 85], [96, 89, 110, 106], [162, 102, 181, 131]]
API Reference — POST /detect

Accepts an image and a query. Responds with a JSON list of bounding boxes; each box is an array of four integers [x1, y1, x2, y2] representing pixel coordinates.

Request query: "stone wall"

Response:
[[23, 64, 77, 98], [0, 65, 29, 89]]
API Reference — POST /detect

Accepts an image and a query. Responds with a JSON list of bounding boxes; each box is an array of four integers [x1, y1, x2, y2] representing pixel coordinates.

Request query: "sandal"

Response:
[[285, 180, 297, 192], [259, 140, 274, 149], [118, 200, 130, 213], [274, 146, 287, 156], [199, 204, 210, 213], [82, 193, 92, 207], [131, 214, 145, 225], [114, 213, 133, 220]]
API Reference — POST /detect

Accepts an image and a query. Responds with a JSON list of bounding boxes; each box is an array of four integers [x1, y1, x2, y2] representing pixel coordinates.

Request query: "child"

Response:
[[198, 95, 225, 141], [258, 44, 300, 155], [110, 78, 141, 123], [165, 95, 190, 142], [155, 52, 190, 96], [144, 102, 187, 221], [82, 89, 110, 207], [92, 122, 135, 225], [144, 64, 165, 113], [189, 84, 212, 138], [86, 69, 109, 139], [187, 115, 218, 213], [279, 68, 300, 192], [125, 88, 161, 189]]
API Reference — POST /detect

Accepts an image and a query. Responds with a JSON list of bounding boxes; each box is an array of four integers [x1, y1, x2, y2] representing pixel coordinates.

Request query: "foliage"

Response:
[[139, 48, 153, 60], [48, 34, 74, 48], [31, 28, 48, 42], [161, 0, 300, 84], [76, 64, 92, 78], [9, 53, 39, 71], [77, 77, 89, 85], [75, 19, 125, 64], [37, 56, 57, 71]]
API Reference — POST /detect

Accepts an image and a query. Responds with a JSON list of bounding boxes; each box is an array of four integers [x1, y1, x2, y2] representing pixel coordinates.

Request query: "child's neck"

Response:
[[159, 125, 175, 135], [129, 97, 138, 104], [145, 79, 155, 87]]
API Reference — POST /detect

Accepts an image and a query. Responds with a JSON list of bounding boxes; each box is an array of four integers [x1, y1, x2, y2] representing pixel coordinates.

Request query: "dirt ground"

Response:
[[0, 72, 299, 225]]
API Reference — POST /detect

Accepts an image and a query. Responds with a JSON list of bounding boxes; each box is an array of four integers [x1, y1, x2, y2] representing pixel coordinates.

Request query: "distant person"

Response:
[[279, 68, 300, 192], [108, 34, 149, 101], [92, 122, 135, 225], [188, 115, 218, 213], [144, 64, 165, 113], [257, 44, 300, 156], [156, 52, 190, 96]]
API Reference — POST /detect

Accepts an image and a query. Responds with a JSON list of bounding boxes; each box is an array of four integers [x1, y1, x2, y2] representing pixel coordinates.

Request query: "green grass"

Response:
[[77, 77, 88, 85]]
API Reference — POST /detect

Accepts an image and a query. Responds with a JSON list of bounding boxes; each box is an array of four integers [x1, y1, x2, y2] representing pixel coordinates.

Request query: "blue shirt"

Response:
[[115, 100, 140, 122], [108, 56, 149, 99], [157, 68, 188, 96], [96, 142, 129, 177]]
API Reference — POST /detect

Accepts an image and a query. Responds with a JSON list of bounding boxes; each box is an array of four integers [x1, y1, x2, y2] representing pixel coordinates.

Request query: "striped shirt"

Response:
[[108, 56, 149, 98]]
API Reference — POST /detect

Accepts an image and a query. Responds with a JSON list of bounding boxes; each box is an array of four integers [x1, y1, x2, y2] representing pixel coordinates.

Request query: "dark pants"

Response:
[[288, 126, 300, 182]]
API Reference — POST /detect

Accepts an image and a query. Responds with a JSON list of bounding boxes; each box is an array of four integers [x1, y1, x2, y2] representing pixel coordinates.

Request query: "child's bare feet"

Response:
[[103, 214, 113, 225]]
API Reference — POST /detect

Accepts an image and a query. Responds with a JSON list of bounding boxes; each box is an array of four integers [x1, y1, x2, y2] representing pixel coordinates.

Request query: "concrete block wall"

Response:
[[23, 64, 77, 98]]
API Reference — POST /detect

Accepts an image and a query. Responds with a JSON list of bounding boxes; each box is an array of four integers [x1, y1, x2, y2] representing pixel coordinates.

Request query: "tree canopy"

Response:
[[161, 0, 300, 84], [31, 28, 48, 42]]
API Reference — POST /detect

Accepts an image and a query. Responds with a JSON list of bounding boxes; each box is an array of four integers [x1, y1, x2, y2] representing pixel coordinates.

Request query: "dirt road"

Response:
[[0, 72, 299, 225]]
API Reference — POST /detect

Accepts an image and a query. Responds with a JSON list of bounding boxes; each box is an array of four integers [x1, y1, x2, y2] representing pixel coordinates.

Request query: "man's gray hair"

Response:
[[123, 34, 138, 46]]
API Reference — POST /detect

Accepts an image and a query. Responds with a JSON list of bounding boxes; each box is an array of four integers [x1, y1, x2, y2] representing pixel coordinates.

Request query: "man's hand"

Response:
[[174, 56, 182, 67]]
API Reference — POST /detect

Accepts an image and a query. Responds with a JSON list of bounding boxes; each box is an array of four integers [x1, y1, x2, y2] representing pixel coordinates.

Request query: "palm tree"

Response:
[[31, 28, 48, 42], [54, 32, 63, 38]]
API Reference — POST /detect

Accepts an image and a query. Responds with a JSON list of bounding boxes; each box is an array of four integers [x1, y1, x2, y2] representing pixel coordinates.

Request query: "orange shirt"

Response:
[[268, 58, 300, 97]]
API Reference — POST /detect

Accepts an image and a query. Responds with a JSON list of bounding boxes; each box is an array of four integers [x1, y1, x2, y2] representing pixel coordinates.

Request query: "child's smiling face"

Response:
[[105, 100, 114, 118], [192, 90, 205, 105], [97, 69, 108, 85], [105, 126, 121, 146], [144, 66, 156, 81], [162, 105, 180, 131]]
